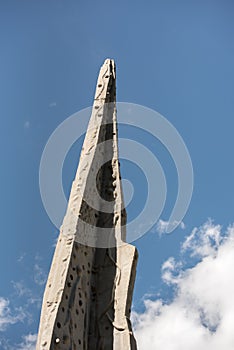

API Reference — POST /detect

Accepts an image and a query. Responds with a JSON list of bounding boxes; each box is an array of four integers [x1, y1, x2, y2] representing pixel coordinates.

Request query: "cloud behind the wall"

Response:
[[133, 221, 234, 350]]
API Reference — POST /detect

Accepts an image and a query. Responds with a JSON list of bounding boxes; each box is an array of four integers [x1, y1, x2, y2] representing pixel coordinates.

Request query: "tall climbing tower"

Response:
[[36, 59, 138, 350]]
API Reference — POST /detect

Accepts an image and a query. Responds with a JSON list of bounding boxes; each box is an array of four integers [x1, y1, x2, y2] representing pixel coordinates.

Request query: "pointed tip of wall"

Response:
[[104, 58, 115, 66]]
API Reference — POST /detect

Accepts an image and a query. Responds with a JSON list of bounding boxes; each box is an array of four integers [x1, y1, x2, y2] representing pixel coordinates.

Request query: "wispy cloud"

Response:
[[17, 333, 37, 350], [34, 264, 46, 286], [161, 257, 182, 285], [17, 253, 26, 263], [134, 220, 234, 350], [155, 219, 185, 235], [11, 280, 41, 308], [12, 281, 30, 298], [0, 333, 37, 350], [182, 219, 222, 258], [0, 297, 25, 331]]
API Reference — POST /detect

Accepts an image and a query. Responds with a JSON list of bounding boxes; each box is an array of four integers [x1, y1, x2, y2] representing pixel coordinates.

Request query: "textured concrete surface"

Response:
[[36, 59, 138, 350]]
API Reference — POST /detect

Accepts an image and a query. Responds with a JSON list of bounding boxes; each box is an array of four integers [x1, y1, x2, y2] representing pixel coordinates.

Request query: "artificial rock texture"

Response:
[[36, 59, 138, 350]]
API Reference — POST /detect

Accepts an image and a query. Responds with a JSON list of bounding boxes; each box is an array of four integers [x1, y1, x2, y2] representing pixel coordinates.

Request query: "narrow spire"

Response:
[[36, 59, 138, 349]]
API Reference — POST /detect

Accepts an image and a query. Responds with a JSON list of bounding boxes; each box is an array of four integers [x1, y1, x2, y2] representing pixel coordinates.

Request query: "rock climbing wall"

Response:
[[36, 59, 138, 350]]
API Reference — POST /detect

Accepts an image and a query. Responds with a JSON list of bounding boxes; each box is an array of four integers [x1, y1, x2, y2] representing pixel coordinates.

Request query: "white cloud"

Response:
[[156, 219, 186, 235], [17, 253, 26, 263], [0, 298, 25, 331], [182, 219, 222, 258], [11, 280, 41, 309], [12, 281, 30, 298], [0, 333, 37, 350], [161, 257, 182, 285], [134, 221, 234, 350], [17, 333, 37, 350], [34, 264, 46, 286]]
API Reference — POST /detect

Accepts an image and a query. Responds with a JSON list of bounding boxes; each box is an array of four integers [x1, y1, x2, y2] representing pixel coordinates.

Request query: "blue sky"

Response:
[[1, 0, 234, 348]]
